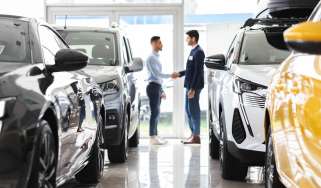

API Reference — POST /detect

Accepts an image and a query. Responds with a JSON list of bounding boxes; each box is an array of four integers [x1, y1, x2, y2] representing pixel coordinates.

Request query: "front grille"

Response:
[[232, 109, 246, 144], [243, 94, 266, 108]]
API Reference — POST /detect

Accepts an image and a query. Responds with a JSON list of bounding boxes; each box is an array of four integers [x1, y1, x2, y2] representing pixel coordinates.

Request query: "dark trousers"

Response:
[[146, 82, 162, 136], [185, 89, 202, 136]]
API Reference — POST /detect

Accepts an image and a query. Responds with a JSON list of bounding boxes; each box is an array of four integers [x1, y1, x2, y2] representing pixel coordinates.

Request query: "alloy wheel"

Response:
[[38, 133, 56, 188]]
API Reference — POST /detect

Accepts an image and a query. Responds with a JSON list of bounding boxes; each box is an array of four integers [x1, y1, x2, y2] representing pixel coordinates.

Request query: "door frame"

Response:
[[45, 2, 186, 138]]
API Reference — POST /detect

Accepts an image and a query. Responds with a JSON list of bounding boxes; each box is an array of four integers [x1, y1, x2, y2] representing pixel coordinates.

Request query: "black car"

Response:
[[55, 26, 143, 163], [256, 0, 319, 18], [0, 15, 105, 187]]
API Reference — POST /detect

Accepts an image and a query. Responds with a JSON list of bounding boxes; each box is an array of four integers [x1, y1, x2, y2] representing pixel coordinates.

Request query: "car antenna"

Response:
[[64, 15, 68, 29]]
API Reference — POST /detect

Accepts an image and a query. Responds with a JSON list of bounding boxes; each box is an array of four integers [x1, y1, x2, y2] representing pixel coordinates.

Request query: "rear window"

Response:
[[59, 30, 118, 66], [239, 30, 290, 65], [0, 18, 30, 63]]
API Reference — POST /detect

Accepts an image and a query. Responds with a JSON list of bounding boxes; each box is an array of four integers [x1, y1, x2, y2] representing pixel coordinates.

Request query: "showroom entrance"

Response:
[[46, 1, 187, 138]]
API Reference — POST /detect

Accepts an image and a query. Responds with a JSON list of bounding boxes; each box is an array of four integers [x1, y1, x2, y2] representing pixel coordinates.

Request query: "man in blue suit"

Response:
[[173, 30, 205, 144]]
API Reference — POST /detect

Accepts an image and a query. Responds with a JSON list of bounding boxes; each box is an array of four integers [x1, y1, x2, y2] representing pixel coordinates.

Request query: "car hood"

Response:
[[232, 64, 280, 87], [0, 62, 28, 77], [82, 65, 121, 84]]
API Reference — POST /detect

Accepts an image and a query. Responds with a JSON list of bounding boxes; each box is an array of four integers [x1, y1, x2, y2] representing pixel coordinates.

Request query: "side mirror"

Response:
[[205, 54, 227, 70], [284, 21, 321, 54], [125, 57, 144, 73], [47, 49, 88, 73]]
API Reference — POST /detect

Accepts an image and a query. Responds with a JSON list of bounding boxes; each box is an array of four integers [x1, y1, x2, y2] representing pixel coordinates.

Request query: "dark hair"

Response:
[[186, 30, 199, 42], [151, 36, 161, 44]]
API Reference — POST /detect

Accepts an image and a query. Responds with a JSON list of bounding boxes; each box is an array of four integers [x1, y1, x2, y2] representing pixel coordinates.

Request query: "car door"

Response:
[[37, 25, 89, 179], [120, 37, 134, 133], [210, 33, 241, 136], [124, 37, 140, 136]]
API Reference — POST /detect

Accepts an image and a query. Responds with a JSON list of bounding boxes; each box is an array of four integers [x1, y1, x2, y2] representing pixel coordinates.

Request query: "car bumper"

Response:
[[223, 91, 266, 153], [227, 141, 265, 165], [102, 97, 124, 147]]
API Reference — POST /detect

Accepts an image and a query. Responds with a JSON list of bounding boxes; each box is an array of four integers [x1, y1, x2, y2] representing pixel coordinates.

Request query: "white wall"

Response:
[[206, 23, 242, 55], [0, 0, 45, 19]]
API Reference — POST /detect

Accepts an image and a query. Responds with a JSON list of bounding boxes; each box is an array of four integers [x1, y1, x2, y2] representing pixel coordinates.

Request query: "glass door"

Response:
[[119, 15, 175, 137]]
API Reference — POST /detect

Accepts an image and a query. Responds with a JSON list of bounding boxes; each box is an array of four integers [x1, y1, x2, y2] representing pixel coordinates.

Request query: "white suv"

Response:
[[206, 18, 300, 180]]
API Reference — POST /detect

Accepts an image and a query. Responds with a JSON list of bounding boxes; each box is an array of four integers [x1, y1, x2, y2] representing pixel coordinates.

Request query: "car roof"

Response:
[[53, 26, 119, 33], [242, 17, 306, 32], [0, 14, 32, 22]]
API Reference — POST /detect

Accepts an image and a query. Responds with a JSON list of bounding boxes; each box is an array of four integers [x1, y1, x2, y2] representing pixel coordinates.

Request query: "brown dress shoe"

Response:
[[181, 135, 193, 143], [183, 136, 201, 144]]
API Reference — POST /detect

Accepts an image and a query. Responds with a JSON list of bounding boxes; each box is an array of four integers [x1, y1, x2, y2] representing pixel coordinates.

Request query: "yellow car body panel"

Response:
[[267, 53, 321, 188], [284, 22, 321, 42]]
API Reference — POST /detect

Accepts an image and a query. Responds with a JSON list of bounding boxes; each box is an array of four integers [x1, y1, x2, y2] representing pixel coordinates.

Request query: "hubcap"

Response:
[[38, 133, 55, 188]]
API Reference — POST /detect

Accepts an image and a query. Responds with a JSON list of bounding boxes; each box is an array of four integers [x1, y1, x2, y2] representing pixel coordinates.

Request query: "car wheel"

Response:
[[265, 128, 285, 188], [108, 112, 128, 163], [28, 120, 56, 188], [219, 112, 248, 181], [209, 128, 220, 159], [129, 128, 139, 147], [209, 106, 219, 159], [76, 115, 105, 184]]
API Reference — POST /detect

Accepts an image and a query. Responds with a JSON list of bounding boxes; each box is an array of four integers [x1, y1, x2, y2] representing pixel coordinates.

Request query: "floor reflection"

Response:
[[59, 139, 264, 188]]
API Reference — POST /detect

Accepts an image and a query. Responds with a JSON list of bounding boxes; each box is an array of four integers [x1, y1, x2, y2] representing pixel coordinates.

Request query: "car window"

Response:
[[0, 18, 30, 63], [59, 30, 118, 66], [226, 34, 239, 67], [310, 2, 321, 21], [39, 26, 67, 65], [239, 30, 290, 65], [121, 37, 129, 65], [125, 38, 133, 61]]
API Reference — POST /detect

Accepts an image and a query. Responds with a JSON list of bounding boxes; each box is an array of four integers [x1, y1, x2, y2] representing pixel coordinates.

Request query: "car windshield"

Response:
[[0, 18, 30, 63], [60, 30, 118, 66], [239, 31, 290, 65]]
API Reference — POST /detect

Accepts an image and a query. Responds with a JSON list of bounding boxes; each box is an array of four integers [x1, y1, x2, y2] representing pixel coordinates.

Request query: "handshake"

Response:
[[171, 72, 180, 79]]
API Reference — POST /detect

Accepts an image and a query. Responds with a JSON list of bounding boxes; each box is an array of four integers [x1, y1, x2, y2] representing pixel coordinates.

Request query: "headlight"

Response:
[[233, 77, 267, 94], [99, 79, 120, 95]]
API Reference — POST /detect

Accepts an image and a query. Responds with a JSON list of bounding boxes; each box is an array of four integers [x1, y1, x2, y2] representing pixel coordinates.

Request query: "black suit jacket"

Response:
[[179, 45, 205, 90]]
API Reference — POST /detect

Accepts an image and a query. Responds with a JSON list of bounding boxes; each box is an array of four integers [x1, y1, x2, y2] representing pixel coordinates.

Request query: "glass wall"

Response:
[[55, 16, 110, 27], [120, 15, 175, 137]]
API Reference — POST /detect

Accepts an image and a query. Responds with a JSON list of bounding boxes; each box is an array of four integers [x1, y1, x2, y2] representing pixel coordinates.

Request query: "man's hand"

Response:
[[188, 89, 195, 99], [161, 92, 167, 100], [171, 72, 180, 79]]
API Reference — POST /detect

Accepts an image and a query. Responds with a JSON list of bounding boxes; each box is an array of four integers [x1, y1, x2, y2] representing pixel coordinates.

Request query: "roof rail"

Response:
[[241, 17, 307, 28]]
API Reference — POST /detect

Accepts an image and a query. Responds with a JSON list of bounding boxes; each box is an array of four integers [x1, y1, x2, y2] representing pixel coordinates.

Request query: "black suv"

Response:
[[56, 26, 143, 163], [256, 0, 319, 18]]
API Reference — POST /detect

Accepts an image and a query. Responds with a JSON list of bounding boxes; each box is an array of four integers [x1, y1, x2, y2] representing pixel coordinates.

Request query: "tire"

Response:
[[129, 128, 139, 148], [219, 112, 248, 181], [209, 128, 220, 159], [265, 128, 285, 188], [209, 106, 219, 159], [75, 116, 105, 184], [108, 112, 128, 163], [28, 120, 56, 188]]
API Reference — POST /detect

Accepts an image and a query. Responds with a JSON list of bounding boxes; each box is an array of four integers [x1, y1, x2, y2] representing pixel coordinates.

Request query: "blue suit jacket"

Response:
[[179, 45, 205, 90]]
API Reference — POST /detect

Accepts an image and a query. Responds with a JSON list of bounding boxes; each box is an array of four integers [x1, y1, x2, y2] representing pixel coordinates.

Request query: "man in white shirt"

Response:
[[146, 36, 175, 145]]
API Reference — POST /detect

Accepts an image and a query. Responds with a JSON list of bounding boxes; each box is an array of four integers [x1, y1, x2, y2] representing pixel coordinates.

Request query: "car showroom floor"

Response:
[[60, 139, 264, 188]]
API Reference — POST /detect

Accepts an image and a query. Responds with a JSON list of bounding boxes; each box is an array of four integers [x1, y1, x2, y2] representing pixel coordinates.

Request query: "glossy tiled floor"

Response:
[[60, 139, 264, 188]]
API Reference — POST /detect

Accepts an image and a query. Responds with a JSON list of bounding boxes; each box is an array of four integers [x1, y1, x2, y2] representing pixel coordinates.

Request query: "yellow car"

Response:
[[264, 2, 321, 188]]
